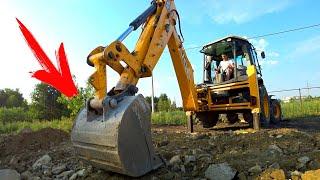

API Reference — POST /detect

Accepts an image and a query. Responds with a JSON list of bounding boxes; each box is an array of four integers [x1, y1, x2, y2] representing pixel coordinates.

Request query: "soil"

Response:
[[0, 117, 319, 179]]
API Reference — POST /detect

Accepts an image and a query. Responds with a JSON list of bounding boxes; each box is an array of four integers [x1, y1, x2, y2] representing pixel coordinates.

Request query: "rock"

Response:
[[248, 164, 262, 175], [69, 173, 77, 180], [184, 155, 196, 164], [237, 172, 247, 180], [205, 162, 237, 180], [169, 155, 181, 165], [20, 128, 32, 134], [32, 154, 52, 170], [307, 160, 320, 170], [268, 144, 283, 154], [43, 169, 52, 176], [56, 170, 74, 179], [70, 168, 86, 180], [191, 133, 208, 140], [9, 156, 18, 165], [76, 169, 86, 177], [171, 164, 180, 172], [269, 162, 280, 169], [291, 170, 302, 180], [192, 148, 203, 155], [52, 164, 67, 175], [296, 156, 310, 170], [298, 156, 310, 164], [258, 168, 285, 180], [301, 169, 320, 180], [181, 165, 186, 173], [163, 172, 175, 180], [0, 169, 20, 180], [198, 154, 212, 162], [276, 134, 283, 138], [21, 171, 32, 180], [159, 140, 169, 147]]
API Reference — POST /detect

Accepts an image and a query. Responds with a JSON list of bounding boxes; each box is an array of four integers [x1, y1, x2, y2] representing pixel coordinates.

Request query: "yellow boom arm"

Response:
[[87, 0, 198, 111]]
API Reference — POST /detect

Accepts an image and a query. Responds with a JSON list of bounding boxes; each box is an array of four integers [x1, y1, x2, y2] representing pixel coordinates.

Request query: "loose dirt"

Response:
[[0, 117, 319, 179]]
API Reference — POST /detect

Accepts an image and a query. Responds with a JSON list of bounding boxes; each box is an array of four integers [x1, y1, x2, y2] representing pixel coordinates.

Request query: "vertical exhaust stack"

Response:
[[71, 94, 162, 177]]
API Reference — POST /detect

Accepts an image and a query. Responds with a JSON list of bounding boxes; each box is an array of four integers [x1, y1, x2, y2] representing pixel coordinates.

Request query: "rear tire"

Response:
[[270, 99, 282, 124], [259, 85, 271, 127]]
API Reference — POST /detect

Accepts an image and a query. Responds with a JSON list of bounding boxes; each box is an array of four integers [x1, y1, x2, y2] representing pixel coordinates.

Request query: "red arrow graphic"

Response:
[[17, 18, 78, 98]]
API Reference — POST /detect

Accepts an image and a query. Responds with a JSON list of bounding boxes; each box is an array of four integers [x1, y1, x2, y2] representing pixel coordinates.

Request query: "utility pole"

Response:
[[307, 81, 310, 97], [151, 74, 155, 113]]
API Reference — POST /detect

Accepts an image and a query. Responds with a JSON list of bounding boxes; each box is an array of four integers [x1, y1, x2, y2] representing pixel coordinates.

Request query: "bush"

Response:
[[281, 99, 320, 119], [0, 117, 74, 134], [152, 111, 186, 125], [0, 107, 35, 124]]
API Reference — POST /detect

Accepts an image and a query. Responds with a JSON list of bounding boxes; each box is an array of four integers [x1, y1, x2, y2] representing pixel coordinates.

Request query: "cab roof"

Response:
[[202, 35, 250, 48], [200, 35, 252, 60]]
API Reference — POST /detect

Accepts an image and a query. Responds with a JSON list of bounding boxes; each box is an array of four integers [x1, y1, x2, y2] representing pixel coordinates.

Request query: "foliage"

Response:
[[145, 93, 179, 112], [151, 111, 186, 125], [31, 83, 69, 120], [58, 83, 94, 117], [0, 88, 27, 108], [0, 117, 73, 134], [0, 107, 36, 125], [281, 98, 320, 119]]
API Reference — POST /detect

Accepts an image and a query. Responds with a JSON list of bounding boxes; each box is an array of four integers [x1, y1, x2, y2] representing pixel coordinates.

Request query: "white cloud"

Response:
[[290, 35, 320, 58], [201, 0, 291, 24], [249, 38, 279, 66]]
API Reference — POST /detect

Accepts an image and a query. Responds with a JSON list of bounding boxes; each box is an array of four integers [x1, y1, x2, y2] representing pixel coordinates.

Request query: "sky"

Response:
[[1, 0, 320, 106]]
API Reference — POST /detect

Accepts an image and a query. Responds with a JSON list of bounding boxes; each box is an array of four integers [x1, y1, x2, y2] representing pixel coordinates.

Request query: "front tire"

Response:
[[259, 85, 271, 127], [196, 112, 219, 128], [270, 99, 282, 124]]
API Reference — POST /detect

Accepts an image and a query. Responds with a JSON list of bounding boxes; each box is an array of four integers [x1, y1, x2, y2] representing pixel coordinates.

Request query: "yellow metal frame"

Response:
[[87, 0, 198, 111]]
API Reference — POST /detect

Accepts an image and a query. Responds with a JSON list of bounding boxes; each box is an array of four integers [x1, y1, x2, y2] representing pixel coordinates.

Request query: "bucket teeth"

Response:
[[71, 94, 162, 177]]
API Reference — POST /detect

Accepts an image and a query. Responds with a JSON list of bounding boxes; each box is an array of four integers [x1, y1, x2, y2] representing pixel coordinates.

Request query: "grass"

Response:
[[281, 99, 320, 119], [0, 117, 73, 134], [151, 111, 187, 125], [0, 111, 187, 135], [2, 98, 320, 135]]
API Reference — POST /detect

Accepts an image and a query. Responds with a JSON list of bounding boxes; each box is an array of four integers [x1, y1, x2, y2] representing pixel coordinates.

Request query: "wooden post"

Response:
[[298, 88, 302, 111], [186, 111, 194, 133], [253, 113, 260, 130]]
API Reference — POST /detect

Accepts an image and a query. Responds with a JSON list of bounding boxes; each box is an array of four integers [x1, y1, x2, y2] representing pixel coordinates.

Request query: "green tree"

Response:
[[31, 83, 69, 120], [58, 83, 94, 117], [157, 93, 171, 112], [145, 96, 159, 111], [0, 88, 27, 108]]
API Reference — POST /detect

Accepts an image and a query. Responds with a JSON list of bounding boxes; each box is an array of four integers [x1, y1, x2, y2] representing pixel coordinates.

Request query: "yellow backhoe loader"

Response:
[[71, 0, 282, 177]]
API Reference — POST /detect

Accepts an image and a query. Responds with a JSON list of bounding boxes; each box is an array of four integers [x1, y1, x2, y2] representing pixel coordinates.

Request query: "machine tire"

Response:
[[270, 99, 282, 124], [243, 111, 253, 126], [259, 85, 271, 127], [227, 113, 239, 124], [196, 112, 218, 128]]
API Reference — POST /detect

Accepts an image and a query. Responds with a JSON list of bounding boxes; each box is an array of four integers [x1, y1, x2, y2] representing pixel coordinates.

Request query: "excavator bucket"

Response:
[[71, 94, 162, 177]]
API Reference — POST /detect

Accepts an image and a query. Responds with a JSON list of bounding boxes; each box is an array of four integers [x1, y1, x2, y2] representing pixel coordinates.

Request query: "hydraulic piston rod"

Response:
[[116, 0, 157, 41]]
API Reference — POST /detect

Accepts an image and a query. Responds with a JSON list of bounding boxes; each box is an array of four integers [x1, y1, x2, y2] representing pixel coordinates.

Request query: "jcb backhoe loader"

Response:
[[71, 0, 282, 177]]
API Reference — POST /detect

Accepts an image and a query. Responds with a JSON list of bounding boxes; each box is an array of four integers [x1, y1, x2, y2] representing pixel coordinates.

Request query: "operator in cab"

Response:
[[215, 53, 235, 81]]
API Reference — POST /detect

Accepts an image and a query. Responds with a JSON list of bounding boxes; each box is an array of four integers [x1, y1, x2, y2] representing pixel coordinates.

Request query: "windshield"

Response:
[[202, 40, 251, 84]]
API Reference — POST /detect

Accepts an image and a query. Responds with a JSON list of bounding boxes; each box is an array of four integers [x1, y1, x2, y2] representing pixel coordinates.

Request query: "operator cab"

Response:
[[200, 36, 264, 85]]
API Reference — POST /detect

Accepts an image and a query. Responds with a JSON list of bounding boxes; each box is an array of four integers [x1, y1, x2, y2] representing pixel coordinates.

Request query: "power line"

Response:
[[184, 23, 320, 51], [248, 23, 320, 39]]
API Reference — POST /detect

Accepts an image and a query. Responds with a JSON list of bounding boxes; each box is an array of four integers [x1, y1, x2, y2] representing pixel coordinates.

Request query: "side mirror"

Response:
[[261, 51, 266, 59]]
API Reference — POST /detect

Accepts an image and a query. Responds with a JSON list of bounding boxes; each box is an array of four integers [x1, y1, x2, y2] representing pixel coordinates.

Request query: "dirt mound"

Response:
[[0, 128, 69, 157]]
